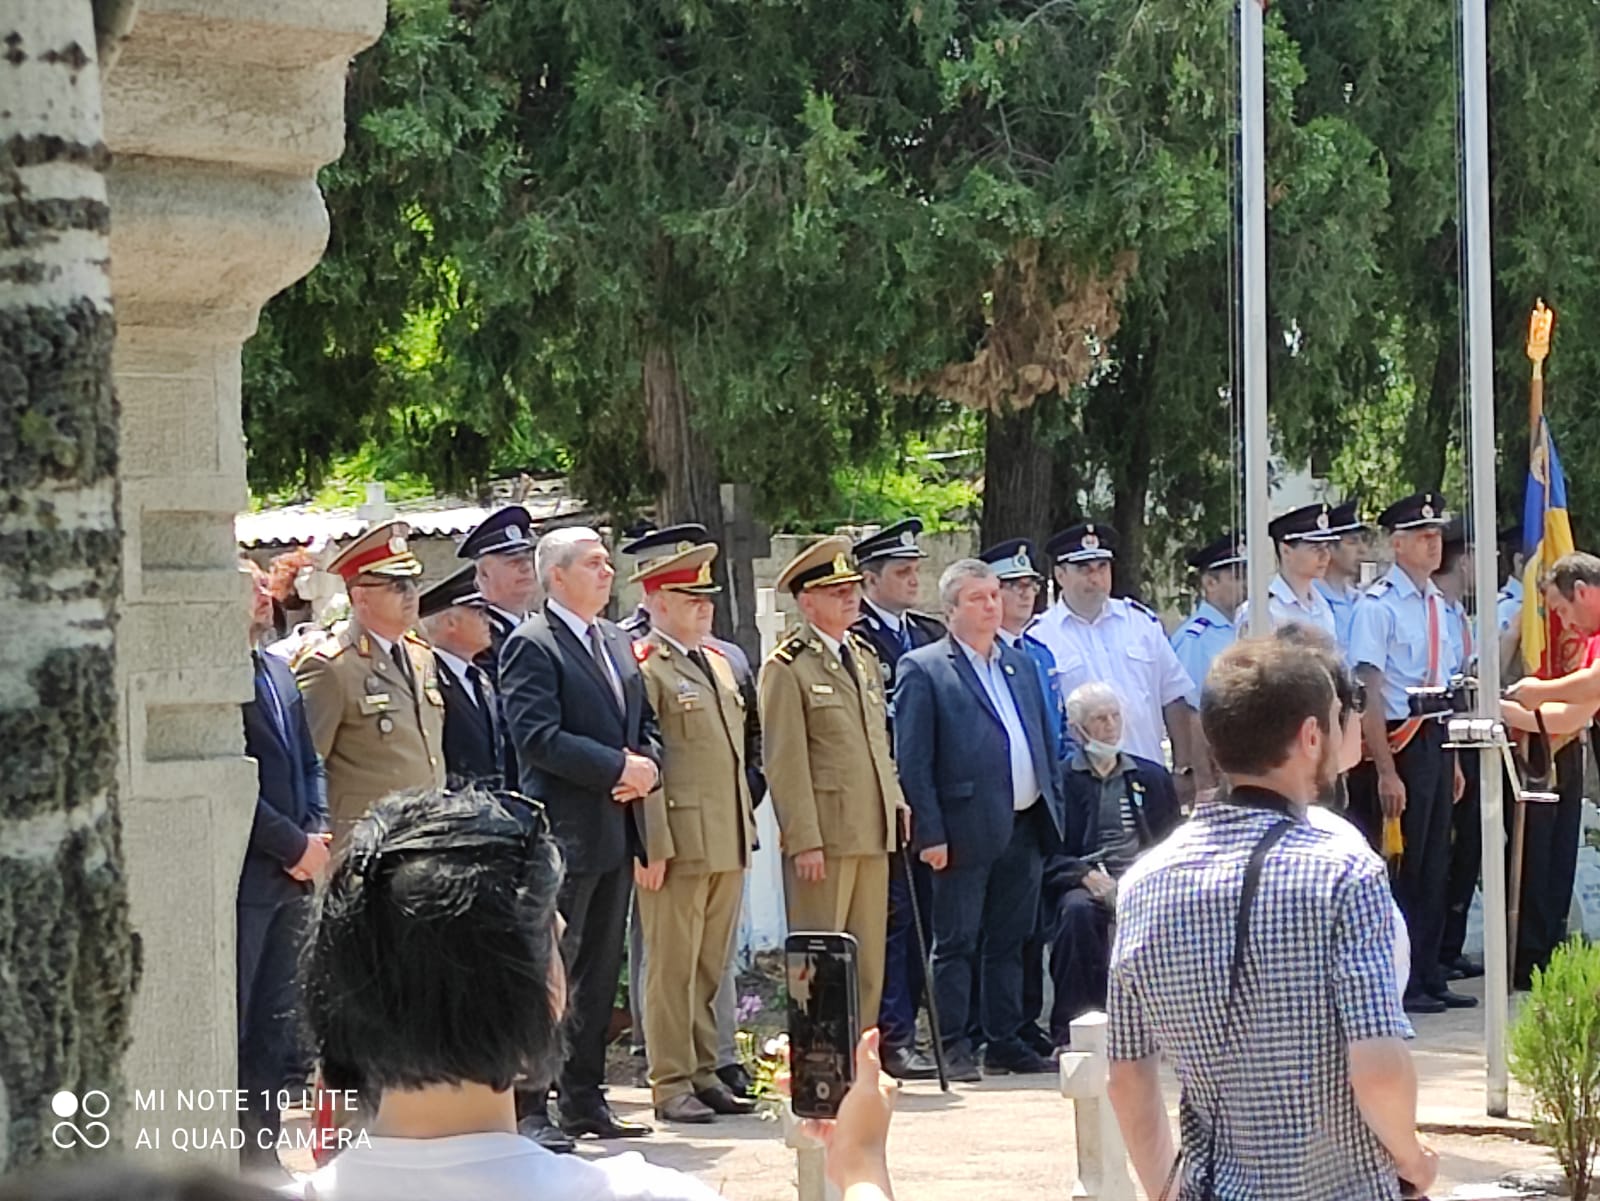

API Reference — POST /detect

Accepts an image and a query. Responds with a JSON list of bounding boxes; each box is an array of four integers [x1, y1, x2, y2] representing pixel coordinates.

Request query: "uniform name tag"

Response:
[[810, 683, 834, 695], [359, 694, 391, 714]]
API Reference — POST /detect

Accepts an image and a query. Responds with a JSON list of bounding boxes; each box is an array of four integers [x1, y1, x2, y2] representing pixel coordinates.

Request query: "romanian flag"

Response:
[[1521, 416, 1582, 677]]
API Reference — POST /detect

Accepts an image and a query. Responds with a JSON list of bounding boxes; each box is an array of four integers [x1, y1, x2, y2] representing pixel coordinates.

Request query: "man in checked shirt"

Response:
[[1105, 638, 1436, 1201]]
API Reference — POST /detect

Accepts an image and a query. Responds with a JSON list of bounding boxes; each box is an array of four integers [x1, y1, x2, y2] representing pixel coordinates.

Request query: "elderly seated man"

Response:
[[1043, 682, 1180, 1049]]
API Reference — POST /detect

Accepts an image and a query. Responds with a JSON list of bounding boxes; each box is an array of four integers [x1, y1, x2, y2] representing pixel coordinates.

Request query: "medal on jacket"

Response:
[[377, 714, 395, 735]]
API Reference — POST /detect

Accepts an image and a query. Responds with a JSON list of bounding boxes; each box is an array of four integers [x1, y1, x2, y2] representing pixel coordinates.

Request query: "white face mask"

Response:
[[1084, 737, 1122, 763]]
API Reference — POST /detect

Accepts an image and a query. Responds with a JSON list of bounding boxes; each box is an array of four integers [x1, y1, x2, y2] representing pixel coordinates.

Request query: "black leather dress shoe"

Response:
[[882, 1044, 939, 1081], [516, 1113, 576, 1153], [655, 1094, 715, 1124], [1403, 991, 1446, 1015], [1429, 986, 1479, 1009], [552, 1099, 652, 1139], [942, 1051, 982, 1084], [983, 1048, 1055, 1075], [1444, 955, 1485, 980], [1018, 1023, 1055, 1058], [695, 1082, 757, 1115], [716, 1062, 754, 1098]]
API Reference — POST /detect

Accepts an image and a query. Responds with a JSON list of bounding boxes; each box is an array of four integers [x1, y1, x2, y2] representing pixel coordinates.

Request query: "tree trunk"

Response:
[[643, 337, 731, 631], [1110, 408, 1154, 601], [981, 395, 1056, 554], [0, 1, 139, 1168], [1403, 333, 1459, 494]]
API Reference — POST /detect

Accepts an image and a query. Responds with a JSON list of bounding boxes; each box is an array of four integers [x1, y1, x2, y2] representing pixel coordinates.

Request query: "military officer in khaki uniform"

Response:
[[759, 536, 906, 1025], [293, 521, 446, 839], [632, 540, 759, 1125]]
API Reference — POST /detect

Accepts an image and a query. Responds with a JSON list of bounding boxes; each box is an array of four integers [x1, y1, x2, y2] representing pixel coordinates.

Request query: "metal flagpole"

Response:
[[1460, 0, 1510, 1117], [1240, 0, 1273, 634]]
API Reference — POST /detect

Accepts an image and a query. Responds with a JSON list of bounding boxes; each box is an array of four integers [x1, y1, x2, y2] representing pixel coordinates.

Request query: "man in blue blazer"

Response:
[[894, 559, 1068, 1079], [239, 568, 328, 1168]]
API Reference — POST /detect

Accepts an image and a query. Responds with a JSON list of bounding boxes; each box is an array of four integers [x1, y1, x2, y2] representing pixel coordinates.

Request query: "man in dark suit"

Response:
[[419, 565, 509, 789], [851, 517, 944, 1080], [894, 559, 1067, 1080], [457, 505, 541, 681], [1043, 681, 1180, 1048], [499, 526, 662, 1145], [238, 566, 328, 1170]]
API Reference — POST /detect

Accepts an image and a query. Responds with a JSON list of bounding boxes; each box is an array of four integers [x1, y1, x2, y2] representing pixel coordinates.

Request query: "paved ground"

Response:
[[580, 977, 1565, 1199]]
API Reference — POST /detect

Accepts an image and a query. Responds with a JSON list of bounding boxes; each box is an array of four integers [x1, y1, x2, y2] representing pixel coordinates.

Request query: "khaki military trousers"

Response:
[[639, 866, 745, 1104], [783, 853, 889, 1027]]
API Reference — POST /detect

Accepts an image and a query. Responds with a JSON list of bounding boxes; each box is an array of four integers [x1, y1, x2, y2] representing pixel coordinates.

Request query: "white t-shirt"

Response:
[[291, 1133, 724, 1201]]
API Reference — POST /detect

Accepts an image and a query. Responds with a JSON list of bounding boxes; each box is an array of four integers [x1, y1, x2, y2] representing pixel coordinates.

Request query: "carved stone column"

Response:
[[102, 0, 384, 1157]]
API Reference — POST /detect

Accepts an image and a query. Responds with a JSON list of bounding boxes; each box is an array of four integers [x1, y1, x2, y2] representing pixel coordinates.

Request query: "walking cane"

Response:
[[899, 842, 950, 1092]]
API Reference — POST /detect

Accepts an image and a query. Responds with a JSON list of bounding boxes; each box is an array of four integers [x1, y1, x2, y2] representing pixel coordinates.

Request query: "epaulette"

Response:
[[907, 609, 946, 632], [848, 632, 881, 659], [289, 636, 343, 671], [771, 636, 808, 664], [1126, 598, 1160, 623], [632, 640, 653, 662], [1365, 577, 1395, 597], [403, 629, 429, 646], [704, 643, 726, 658]]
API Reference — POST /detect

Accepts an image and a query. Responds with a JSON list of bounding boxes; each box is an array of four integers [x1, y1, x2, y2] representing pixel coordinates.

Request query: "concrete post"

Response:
[[780, 1106, 840, 1201], [1058, 1011, 1136, 1201], [102, 0, 385, 1160]]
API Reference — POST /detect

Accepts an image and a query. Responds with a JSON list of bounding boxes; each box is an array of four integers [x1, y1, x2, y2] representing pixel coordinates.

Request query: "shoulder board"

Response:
[[1365, 578, 1394, 597], [632, 640, 652, 662], [849, 633, 881, 659], [907, 610, 945, 629], [289, 637, 343, 670], [704, 643, 726, 658], [1125, 598, 1159, 622], [771, 636, 807, 664], [403, 630, 429, 646], [1498, 586, 1514, 601]]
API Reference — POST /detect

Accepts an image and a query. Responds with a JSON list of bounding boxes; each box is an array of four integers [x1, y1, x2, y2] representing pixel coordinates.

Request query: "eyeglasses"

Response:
[[352, 578, 419, 595]]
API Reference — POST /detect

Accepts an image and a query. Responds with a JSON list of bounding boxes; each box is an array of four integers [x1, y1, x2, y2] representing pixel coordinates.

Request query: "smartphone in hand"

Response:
[[786, 931, 860, 1120]]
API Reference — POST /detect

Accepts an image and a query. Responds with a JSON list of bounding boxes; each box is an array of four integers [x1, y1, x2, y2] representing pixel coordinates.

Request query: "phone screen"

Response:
[[786, 932, 860, 1119]]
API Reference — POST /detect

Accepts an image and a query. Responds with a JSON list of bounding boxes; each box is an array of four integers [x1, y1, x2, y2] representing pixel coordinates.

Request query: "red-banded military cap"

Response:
[[328, 520, 423, 585]]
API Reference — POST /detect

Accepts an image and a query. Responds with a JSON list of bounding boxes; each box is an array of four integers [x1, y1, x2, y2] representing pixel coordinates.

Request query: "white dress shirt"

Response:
[[1029, 597, 1193, 764], [547, 597, 623, 703]]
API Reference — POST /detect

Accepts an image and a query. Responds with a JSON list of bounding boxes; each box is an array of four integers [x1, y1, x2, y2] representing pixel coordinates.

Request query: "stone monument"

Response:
[[103, 0, 384, 1158]]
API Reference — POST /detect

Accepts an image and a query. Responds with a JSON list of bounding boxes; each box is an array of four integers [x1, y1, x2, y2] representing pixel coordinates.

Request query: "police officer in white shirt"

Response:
[[1029, 523, 1212, 803], [1236, 501, 1340, 641]]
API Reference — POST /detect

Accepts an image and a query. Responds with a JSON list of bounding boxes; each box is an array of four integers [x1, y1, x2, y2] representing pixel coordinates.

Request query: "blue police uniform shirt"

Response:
[[1235, 574, 1338, 643], [1348, 564, 1462, 720], [1169, 600, 1235, 707], [1440, 594, 1473, 673], [1314, 576, 1363, 652], [1497, 575, 1524, 635]]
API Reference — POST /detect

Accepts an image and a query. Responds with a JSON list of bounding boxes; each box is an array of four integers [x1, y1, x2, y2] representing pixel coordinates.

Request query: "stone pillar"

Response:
[[1058, 1011, 1136, 1201], [102, 0, 384, 1157]]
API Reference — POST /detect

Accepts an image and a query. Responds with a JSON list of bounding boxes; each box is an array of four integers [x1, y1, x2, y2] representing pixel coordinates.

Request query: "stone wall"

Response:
[[105, 1, 385, 1160]]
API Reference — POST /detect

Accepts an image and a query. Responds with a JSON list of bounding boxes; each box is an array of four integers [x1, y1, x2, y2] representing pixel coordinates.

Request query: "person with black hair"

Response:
[[295, 786, 897, 1201]]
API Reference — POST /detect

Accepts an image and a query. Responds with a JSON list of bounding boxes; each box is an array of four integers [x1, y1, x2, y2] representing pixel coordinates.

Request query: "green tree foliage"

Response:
[[247, 0, 1600, 594]]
